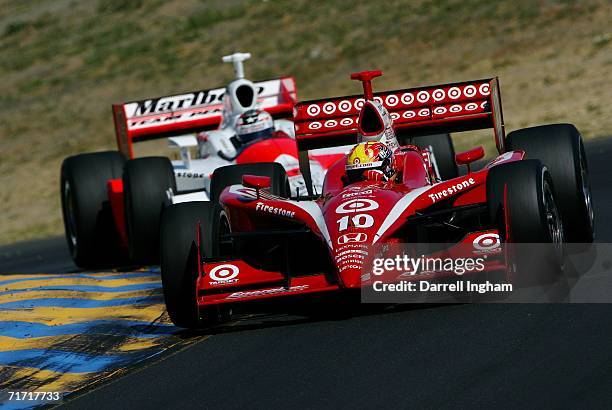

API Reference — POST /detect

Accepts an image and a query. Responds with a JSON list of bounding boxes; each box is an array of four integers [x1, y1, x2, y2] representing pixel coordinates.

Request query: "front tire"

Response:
[[123, 156, 176, 265], [160, 202, 232, 328], [487, 160, 564, 286], [160, 202, 211, 328], [60, 151, 126, 268]]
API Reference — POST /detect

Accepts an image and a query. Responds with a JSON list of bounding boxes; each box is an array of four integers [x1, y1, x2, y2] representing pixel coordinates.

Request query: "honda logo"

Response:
[[337, 233, 368, 244]]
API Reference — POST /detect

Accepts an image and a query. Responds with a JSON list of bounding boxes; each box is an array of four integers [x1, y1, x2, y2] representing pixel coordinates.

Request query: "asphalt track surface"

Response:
[[3, 138, 612, 409]]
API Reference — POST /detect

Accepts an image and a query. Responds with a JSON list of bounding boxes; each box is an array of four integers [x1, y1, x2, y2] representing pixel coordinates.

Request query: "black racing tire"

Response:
[[407, 133, 458, 180], [487, 160, 564, 286], [208, 162, 289, 260], [160, 202, 211, 328], [60, 151, 126, 268], [209, 162, 290, 203], [123, 156, 176, 265], [160, 202, 233, 328], [506, 124, 594, 243]]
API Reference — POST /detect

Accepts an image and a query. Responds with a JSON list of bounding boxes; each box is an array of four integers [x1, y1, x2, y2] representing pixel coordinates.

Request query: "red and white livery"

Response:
[[160, 70, 594, 326]]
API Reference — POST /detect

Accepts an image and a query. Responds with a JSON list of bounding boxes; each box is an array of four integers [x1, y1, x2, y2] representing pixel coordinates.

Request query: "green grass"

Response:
[[0, 0, 610, 244]]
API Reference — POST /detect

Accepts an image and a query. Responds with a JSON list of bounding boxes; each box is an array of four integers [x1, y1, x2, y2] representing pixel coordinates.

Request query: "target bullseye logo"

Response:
[[417, 91, 430, 103], [473, 233, 501, 251], [338, 100, 352, 112], [385, 95, 399, 107], [432, 89, 445, 101], [463, 85, 477, 98], [401, 93, 414, 105], [336, 198, 379, 214], [448, 87, 461, 99], [323, 102, 336, 115], [479, 83, 491, 95], [209, 264, 240, 283], [433, 106, 448, 115], [307, 104, 320, 116]]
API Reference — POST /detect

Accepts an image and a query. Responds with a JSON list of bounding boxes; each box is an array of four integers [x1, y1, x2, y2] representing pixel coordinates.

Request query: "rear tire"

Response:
[[506, 124, 593, 243], [407, 133, 458, 180], [60, 151, 126, 268], [123, 157, 176, 265], [487, 160, 564, 286]]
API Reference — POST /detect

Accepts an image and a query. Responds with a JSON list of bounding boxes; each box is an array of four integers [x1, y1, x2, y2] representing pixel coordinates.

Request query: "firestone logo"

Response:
[[428, 177, 476, 203], [255, 202, 295, 218]]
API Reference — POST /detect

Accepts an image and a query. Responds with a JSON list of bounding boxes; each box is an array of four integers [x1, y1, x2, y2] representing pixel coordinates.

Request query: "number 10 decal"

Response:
[[337, 214, 374, 231]]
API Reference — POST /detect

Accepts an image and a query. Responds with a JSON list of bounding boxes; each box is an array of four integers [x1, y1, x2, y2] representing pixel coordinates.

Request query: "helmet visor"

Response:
[[237, 127, 274, 144]]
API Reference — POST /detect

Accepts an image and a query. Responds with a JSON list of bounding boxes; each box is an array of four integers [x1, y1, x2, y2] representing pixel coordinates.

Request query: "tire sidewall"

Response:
[[60, 151, 125, 268], [124, 157, 176, 264]]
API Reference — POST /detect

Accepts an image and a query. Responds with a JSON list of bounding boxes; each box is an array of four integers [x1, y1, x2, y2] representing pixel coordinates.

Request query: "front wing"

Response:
[[195, 229, 505, 307]]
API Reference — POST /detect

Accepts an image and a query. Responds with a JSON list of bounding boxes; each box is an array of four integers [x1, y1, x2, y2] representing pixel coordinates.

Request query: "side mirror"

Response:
[[242, 174, 271, 190], [455, 146, 485, 173]]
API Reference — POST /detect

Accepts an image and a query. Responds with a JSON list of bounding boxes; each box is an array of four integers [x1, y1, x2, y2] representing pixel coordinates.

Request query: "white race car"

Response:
[[60, 53, 346, 268]]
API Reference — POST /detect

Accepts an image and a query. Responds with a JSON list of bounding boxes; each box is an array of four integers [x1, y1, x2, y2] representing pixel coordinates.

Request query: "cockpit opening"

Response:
[[360, 103, 384, 134], [235, 84, 255, 108]]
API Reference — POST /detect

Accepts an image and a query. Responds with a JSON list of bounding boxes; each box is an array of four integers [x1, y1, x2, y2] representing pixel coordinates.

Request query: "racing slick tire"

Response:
[[209, 162, 290, 203], [60, 151, 126, 268], [487, 159, 564, 287], [408, 133, 458, 180], [506, 124, 594, 243], [208, 162, 289, 263], [160, 202, 231, 328], [123, 156, 176, 265]]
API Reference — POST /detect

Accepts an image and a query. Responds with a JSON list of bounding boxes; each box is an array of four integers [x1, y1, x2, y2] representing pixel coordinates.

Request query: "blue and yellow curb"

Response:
[[0, 269, 181, 409]]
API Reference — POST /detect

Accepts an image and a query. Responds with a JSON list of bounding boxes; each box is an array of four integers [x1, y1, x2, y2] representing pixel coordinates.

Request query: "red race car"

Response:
[[160, 71, 594, 327]]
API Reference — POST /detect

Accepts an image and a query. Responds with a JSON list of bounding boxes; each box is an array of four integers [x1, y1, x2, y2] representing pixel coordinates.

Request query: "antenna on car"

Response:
[[222, 52, 252, 80], [350, 70, 383, 100]]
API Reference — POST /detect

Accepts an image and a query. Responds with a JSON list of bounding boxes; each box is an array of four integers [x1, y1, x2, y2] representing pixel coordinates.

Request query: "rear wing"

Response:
[[294, 77, 505, 195], [295, 77, 505, 150], [113, 77, 297, 158]]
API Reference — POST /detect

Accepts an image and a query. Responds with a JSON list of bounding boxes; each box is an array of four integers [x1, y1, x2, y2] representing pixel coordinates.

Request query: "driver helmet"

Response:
[[235, 109, 274, 144], [346, 141, 394, 183]]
